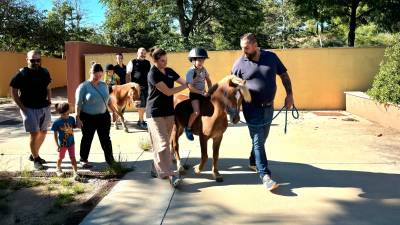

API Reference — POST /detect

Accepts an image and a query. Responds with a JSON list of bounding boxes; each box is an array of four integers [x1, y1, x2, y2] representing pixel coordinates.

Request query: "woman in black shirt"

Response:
[[146, 48, 188, 188]]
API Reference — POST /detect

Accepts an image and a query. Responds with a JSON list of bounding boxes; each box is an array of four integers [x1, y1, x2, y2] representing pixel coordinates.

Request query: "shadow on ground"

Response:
[[87, 157, 400, 225]]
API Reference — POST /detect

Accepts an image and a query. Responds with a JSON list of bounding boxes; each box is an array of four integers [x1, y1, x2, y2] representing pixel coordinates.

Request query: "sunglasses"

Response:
[[29, 59, 41, 63]]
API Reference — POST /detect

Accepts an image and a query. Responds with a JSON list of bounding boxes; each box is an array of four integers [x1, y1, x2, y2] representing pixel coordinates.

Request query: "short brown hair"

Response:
[[55, 102, 70, 114], [90, 62, 103, 73], [240, 33, 257, 44], [150, 48, 166, 61]]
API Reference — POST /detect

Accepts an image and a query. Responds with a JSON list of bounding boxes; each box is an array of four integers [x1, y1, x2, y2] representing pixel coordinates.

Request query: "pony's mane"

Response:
[[207, 83, 219, 95], [206, 75, 251, 102]]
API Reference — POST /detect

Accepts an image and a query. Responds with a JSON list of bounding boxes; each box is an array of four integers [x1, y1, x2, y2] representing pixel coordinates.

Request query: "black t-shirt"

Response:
[[146, 66, 180, 118], [131, 59, 151, 88], [9, 67, 52, 108], [114, 64, 126, 84]]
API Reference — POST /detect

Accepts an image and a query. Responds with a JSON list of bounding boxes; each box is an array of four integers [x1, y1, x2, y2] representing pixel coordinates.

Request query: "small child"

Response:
[[51, 103, 80, 180], [185, 47, 212, 141], [104, 64, 120, 92]]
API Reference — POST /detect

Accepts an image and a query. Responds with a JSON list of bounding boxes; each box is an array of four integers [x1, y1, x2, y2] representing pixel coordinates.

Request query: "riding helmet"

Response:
[[188, 47, 209, 62]]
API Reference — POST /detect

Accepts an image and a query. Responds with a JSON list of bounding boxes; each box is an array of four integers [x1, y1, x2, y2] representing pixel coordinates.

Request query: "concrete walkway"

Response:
[[79, 111, 399, 225], [0, 96, 399, 225]]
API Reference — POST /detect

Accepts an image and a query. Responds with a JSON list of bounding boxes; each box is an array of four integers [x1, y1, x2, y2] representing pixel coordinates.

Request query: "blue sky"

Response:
[[32, 0, 106, 27]]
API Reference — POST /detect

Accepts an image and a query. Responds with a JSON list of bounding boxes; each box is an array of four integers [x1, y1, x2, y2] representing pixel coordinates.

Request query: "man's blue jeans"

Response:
[[242, 102, 274, 179]]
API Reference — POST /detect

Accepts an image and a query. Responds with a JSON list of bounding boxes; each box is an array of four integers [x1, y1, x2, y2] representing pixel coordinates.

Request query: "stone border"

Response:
[[345, 91, 400, 131]]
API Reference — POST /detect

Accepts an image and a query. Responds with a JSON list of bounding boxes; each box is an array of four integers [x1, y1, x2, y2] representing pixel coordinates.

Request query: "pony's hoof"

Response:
[[193, 165, 202, 174], [213, 174, 223, 182], [178, 167, 186, 175], [124, 128, 129, 133]]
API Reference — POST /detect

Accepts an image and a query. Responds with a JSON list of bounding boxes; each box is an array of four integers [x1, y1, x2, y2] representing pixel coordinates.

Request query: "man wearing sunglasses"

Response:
[[10, 50, 52, 170]]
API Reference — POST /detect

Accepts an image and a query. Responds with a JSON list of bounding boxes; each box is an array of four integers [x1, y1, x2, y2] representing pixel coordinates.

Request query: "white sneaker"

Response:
[[263, 175, 279, 191], [56, 169, 64, 177], [170, 175, 182, 188]]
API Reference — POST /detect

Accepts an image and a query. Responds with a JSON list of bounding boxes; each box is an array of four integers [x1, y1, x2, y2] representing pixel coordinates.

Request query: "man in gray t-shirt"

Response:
[[232, 33, 295, 191]]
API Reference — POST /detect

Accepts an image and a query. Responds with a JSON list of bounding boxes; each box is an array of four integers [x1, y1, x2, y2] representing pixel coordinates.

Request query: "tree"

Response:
[[368, 34, 400, 104], [0, 0, 43, 52], [40, 0, 98, 56], [292, 0, 400, 47]]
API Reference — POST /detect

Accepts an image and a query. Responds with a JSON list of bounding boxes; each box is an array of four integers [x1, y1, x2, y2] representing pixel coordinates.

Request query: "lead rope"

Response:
[[240, 104, 299, 134]]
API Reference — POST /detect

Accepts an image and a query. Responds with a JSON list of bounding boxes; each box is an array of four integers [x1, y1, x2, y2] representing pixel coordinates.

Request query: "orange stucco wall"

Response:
[[0, 51, 66, 97], [85, 47, 385, 110]]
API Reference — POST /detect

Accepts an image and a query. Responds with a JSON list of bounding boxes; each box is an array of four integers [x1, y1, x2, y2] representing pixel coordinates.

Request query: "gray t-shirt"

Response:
[[75, 81, 110, 115], [232, 50, 287, 104], [186, 66, 209, 92]]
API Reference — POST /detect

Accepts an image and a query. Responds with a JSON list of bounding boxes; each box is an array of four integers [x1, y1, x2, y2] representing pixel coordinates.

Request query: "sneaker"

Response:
[[56, 168, 63, 177], [184, 127, 194, 141], [137, 121, 147, 130], [34, 161, 45, 170], [73, 173, 81, 181], [29, 155, 46, 164], [80, 161, 93, 169], [169, 175, 182, 188], [262, 175, 279, 191]]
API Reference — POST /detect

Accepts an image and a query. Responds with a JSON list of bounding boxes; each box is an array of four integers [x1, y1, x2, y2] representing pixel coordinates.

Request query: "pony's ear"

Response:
[[238, 85, 252, 102], [229, 75, 245, 87]]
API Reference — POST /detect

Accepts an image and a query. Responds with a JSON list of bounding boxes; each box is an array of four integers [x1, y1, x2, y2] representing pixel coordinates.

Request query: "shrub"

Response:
[[367, 34, 400, 105]]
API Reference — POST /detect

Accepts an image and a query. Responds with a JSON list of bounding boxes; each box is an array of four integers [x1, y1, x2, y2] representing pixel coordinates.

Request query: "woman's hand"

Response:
[[76, 117, 83, 128]]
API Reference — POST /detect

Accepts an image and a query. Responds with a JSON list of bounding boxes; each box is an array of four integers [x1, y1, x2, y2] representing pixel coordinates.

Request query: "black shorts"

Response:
[[139, 87, 148, 108], [189, 92, 206, 102]]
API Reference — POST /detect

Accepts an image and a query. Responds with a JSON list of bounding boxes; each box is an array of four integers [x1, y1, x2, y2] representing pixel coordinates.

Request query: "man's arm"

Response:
[[10, 88, 27, 113], [278, 72, 294, 109], [47, 87, 52, 105]]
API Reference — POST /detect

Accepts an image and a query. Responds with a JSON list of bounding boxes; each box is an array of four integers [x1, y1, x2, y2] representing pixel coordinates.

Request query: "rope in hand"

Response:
[[240, 104, 299, 134]]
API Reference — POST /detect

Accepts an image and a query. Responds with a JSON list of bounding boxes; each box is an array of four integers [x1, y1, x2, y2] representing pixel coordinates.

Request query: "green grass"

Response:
[[12, 178, 42, 190], [20, 168, 32, 178], [54, 192, 74, 208], [103, 161, 133, 177], [138, 135, 152, 151], [72, 183, 85, 195], [47, 185, 55, 192], [60, 179, 73, 187]]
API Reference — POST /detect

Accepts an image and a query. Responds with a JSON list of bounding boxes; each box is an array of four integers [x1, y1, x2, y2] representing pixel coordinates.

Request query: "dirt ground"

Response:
[[0, 175, 116, 225]]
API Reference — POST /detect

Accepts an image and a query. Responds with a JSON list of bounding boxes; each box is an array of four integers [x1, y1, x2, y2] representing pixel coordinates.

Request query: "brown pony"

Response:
[[171, 75, 251, 182], [109, 82, 141, 132]]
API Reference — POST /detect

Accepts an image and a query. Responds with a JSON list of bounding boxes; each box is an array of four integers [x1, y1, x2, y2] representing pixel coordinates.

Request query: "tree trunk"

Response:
[[176, 0, 191, 49], [347, 0, 359, 47]]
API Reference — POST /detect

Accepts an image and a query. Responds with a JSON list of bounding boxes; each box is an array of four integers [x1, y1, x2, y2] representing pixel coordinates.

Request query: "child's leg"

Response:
[[57, 147, 67, 170], [188, 100, 200, 128], [67, 145, 78, 173]]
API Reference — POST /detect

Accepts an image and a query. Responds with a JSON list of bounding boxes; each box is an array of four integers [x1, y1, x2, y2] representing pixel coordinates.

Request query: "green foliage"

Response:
[[54, 192, 74, 208], [367, 34, 400, 104], [0, 0, 101, 56], [12, 178, 43, 190], [72, 183, 85, 194], [355, 24, 395, 47], [138, 135, 152, 151], [103, 154, 133, 177]]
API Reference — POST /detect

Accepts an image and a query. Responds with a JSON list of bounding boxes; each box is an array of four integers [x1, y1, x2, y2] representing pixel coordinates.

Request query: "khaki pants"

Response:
[[147, 116, 175, 178]]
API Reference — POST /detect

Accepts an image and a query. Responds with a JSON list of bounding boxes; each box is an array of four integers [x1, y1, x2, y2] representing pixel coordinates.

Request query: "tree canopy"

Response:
[[1, 0, 399, 56]]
